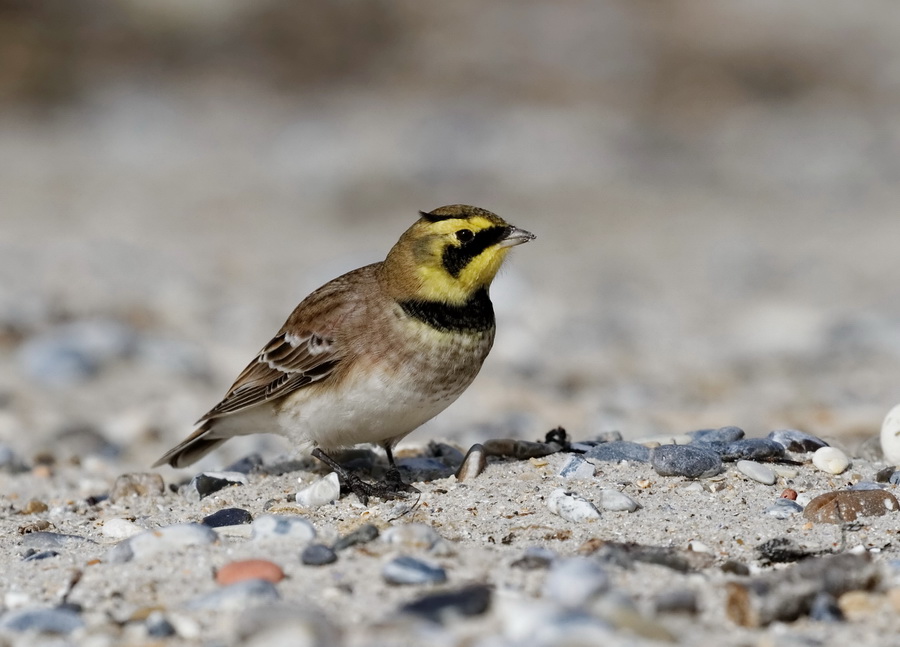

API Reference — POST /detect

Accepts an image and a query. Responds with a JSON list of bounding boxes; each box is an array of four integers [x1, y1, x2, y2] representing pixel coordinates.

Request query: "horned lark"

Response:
[[154, 205, 534, 498]]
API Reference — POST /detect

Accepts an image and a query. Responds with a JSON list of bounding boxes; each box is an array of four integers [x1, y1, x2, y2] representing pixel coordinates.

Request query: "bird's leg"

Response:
[[311, 447, 416, 505]]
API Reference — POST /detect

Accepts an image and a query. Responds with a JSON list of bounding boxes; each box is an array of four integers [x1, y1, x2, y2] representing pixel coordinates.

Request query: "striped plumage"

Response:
[[154, 204, 534, 472]]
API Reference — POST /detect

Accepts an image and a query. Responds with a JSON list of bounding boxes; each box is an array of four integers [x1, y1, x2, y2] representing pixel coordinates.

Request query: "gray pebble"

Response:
[[767, 429, 829, 453], [202, 507, 253, 528], [651, 444, 723, 478], [400, 585, 492, 623], [21, 532, 94, 550], [188, 471, 248, 500], [383, 555, 447, 585], [301, 543, 338, 566], [224, 453, 265, 475], [557, 455, 595, 479], [736, 460, 777, 485], [543, 557, 609, 607], [22, 550, 59, 562], [455, 444, 487, 482], [689, 426, 745, 444], [716, 439, 785, 462], [250, 515, 316, 543], [765, 499, 804, 519], [109, 472, 166, 503], [0, 444, 29, 473], [584, 441, 650, 463], [547, 488, 602, 522], [145, 612, 176, 638], [333, 523, 379, 551], [891, 472, 900, 486], [397, 456, 455, 481], [809, 592, 844, 622], [653, 589, 699, 615], [107, 523, 218, 563], [595, 489, 641, 512], [0, 606, 84, 634], [847, 481, 888, 491], [186, 579, 280, 611]]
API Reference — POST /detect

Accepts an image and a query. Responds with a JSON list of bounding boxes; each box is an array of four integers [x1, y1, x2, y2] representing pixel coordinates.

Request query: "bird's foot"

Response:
[[311, 448, 418, 505]]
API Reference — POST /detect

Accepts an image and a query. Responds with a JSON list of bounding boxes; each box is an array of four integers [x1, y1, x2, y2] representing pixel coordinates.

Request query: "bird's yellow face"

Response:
[[385, 205, 534, 305]]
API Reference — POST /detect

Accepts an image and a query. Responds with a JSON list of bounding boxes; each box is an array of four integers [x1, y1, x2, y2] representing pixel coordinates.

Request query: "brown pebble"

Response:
[[20, 500, 49, 515], [780, 489, 798, 500], [18, 520, 52, 534], [803, 489, 900, 524], [455, 444, 487, 482], [109, 473, 166, 503], [215, 559, 285, 586]]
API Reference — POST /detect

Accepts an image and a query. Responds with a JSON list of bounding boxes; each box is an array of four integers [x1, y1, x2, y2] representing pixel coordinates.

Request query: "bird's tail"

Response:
[[152, 420, 227, 469]]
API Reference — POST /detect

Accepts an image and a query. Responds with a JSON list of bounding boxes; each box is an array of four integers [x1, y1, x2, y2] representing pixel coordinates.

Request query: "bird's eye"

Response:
[[456, 229, 474, 243]]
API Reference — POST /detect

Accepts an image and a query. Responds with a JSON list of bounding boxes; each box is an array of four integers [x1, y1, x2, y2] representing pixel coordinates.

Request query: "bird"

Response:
[[153, 204, 534, 499]]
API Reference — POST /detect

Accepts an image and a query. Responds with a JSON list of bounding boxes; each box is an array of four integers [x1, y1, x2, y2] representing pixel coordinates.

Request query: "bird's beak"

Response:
[[499, 226, 536, 248]]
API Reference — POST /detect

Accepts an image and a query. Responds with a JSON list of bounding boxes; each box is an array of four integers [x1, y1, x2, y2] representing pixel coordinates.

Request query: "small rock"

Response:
[[101, 518, 143, 540], [780, 488, 798, 500], [0, 444, 29, 473], [756, 537, 817, 564], [399, 584, 492, 623], [250, 515, 316, 543], [22, 550, 59, 562], [0, 606, 84, 634], [202, 508, 253, 528], [21, 532, 93, 550], [188, 471, 248, 500], [765, 499, 804, 519], [382, 555, 447, 585], [107, 523, 218, 563], [542, 557, 609, 607], [689, 426, 745, 444], [654, 589, 699, 615], [736, 460, 777, 485], [803, 489, 900, 524], [109, 473, 166, 503], [397, 456, 454, 481], [584, 441, 650, 463], [186, 579, 280, 611], [557, 455, 595, 479], [295, 472, 340, 507], [301, 543, 338, 566], [809, 592, 844, 622], [812, 447, 850, 475], [547, 488, 601, 522], [224, 453, 265, 474], [145, 611, 177, 638], [716, 439, 785, 462], [19, 500, 48, 515], [333, 523, 379, 551], [651, 444, 722, 479], [767, 429, 829, 453], [881, 403, 900, 463], [875, 466, 897, 483], [511, 546, 556, 570], [847, 481, 887, 491], [216, 559, 284, 586], [381, 523, 447, 553], [594, 489, 640, 512], [481, 438, 561, 459], [455, 444, 487, 482]]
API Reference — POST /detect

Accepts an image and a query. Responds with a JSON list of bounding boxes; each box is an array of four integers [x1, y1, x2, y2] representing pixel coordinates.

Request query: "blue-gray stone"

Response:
[[585, 441, 650, 463], [145, 613, 176, 638], [809, 592, 843, 622], [765, 499, 804, 519], [767, 429, 829, 453], [400, 585, 491, 623], [847, 481, 888, 491], [301, 543, 338, 566], [189, 471, 247, 499], [0, 444, 28, 473], [22, 550, 60, 562], [382, 556, 447, 585], [186, 579, 280, 611], [689, 426, 745, 444], [890, 472, 900, 487], [250, 515, 316, 542], [714, 439, 785, 462], [21, 532, 94, 550], [398, 457, 455, 481], [651, 445, 722, 478], [0, 607, 84, 634], [202, 508, 253, 528], [333, 524, 379, 551]]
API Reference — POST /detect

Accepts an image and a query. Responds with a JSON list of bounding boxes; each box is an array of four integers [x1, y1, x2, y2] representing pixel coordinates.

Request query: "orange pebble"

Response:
[[215, 559, 285, 586], [780, 488, 798, 500]]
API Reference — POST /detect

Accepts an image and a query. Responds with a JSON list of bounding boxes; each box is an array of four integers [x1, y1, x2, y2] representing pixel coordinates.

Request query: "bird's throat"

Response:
[[398, 288, 495, 333]]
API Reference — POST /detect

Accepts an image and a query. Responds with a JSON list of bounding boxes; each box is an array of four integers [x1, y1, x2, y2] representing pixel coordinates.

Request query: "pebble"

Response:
[[765, 499, 804, 519], [511, 546, 556, 570], [22, 550, 59, 562], [584, 441, 650, 463], [716, 439, 785, 462], [650, 444, 723, 479], [101, 518, 143, 540], [803, 489, 900, 523], [0, 444, 29, 473], [594, 489, 641, 512], [809, 592, 844, 622], [847, 481, 887, 491], [736, 460, 777, 485], [557, 455, 595, 479], [250, 515, 316, 543], [875, 465, 897, 482], [0, 606, 85, 634], [689, 426, 745, 444], [333, 523, 379, 551], [109, 472, 166, 503], [547, 488, 601, 522], [381, 523, 447, 553], [399, 584, 492, 623], [216, 559, 285, 586], [455, 444, 487, 482], [295, 472, 340, 507], [188, 471, 248, 499], [397, 456, 455, 481], [186, 579, 280, 611], [301, 543, 338, 566], [654, 589, 699, 615], [812, 446, 850, 475], [107, 523, 218, 563], [881, 403, 900, 463], [767, 429, 829, 453], [780, 488, 798, 500], [382, 555, 447, 585], [542, 557, 609, 607], [482, 438, 561, 459], [224, 453, 265, 474], [145, 611, 177, 638], [21, 531, 93, 549], [202, 508, 253, 528]]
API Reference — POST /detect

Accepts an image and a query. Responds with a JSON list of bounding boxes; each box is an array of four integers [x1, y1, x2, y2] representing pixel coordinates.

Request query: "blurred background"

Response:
[[2, 0, 900, 472]]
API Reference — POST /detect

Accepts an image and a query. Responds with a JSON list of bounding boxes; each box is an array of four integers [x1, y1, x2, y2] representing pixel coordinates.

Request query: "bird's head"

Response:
[[382, 205, 535, 304]]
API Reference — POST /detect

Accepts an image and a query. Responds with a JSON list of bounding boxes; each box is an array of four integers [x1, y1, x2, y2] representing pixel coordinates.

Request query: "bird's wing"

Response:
[[198, 330, 341, 421]]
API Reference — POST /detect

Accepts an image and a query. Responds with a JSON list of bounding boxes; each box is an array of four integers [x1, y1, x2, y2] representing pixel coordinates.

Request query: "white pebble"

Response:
[[594, 489, 640, 512], [736, 460, 777, 485], [812, 446, 850, 475], [381, 523, 448, 553], [250, 515, 316, 543], [101, 518, 143, 540], [881, 403, 900, 463], [107, 523, 218, 563], [295, 472, 340, 507], [557, 455, 595, 480], [547, 488, 601, 522]]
